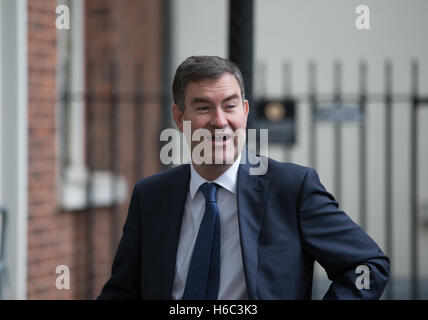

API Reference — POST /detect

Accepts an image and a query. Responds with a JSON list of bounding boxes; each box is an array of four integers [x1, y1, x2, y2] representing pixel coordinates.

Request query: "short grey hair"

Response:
[[172, 56, 245, 112]]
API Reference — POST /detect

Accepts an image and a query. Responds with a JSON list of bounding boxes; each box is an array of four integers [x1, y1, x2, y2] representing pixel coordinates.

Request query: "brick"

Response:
[[27, 0, 164, 299]]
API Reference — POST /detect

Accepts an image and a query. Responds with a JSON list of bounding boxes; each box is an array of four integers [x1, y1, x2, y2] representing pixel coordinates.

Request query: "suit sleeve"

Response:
[[298, 168, 390, 299], [97, 182, 142, 300]]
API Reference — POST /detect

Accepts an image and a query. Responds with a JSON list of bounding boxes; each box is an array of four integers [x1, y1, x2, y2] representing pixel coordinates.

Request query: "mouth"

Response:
[[210, 134, 231, 144]]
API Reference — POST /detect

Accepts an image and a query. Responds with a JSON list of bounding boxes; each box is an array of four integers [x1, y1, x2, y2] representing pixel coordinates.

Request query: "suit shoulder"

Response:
[[267, 157, 311, 176], [134, 164, 190, 193], [266, 158, 315, 186]]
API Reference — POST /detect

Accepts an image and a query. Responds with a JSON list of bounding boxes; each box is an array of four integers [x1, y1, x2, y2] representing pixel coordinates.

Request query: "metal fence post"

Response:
[[384, 60, 393, 299], [410, 60, 419, 300], [283, 61, 292, 162], [358, 60, 368, 231], [333, 61, 342, 205]]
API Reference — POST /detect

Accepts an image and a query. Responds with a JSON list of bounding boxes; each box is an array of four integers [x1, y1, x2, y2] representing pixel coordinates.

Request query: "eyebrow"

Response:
[[190, 93, 240, 105]]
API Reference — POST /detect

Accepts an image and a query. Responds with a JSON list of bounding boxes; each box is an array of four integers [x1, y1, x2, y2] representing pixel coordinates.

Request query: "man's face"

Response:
[[173, 73, 249, 166]]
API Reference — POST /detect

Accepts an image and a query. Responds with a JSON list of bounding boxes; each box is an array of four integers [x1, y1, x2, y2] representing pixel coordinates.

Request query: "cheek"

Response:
[[229, 114, 247, 130]]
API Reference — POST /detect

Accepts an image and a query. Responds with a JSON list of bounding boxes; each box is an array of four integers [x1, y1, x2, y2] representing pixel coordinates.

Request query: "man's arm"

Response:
[[97, 182, 142, 300], [298, 168, 390, 299]]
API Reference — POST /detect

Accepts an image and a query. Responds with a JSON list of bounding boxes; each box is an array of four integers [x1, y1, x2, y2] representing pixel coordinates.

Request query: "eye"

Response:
[[225, 105, 236, 110], [196, 106, 210, 112]]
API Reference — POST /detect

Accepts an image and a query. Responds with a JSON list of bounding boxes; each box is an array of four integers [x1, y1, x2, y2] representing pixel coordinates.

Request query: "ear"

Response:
[[243, 99, 250, 125], [172, 104, 184, 132]]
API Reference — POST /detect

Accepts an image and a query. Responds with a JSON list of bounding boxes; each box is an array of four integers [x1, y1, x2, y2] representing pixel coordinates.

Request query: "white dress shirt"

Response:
[[171, 153, 248, 300]]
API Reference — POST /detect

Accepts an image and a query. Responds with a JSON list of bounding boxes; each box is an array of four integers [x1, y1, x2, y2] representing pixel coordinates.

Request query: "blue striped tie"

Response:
[[183, 183, 221, 299]]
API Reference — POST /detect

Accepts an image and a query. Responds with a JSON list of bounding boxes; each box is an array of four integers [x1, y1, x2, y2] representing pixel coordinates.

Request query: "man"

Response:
[[98, 56, 389, 300]]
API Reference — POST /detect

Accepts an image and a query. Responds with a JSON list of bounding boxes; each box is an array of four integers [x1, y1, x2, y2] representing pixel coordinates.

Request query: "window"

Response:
[[57, 0, 127, 210]]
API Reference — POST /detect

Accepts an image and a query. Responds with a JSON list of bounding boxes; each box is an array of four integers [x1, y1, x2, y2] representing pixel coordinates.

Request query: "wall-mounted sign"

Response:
[[315, 103, 363, 123], [255, 98, 296, 145]]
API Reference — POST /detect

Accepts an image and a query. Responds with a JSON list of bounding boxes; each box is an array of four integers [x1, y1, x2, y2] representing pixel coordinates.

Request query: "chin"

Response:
[[212, 156, 232, 166], [212, 149, 237, 165]]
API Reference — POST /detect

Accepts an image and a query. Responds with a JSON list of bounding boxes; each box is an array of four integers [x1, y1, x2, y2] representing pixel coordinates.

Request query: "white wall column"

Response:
[[0, 0, 28, 299]]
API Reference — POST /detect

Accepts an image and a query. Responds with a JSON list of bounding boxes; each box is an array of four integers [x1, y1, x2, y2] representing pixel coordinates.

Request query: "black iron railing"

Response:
[[256, 59, 428, 299]]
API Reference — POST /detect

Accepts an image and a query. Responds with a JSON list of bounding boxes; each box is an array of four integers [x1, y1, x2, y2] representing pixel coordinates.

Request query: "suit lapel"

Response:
[[159, 153, 270, 300], [161, 164, 190, 299], [237, 152, 270, 299]]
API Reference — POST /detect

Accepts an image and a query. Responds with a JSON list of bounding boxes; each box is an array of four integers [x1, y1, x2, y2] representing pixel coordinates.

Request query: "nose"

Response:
[[210, 107, 227, 128]]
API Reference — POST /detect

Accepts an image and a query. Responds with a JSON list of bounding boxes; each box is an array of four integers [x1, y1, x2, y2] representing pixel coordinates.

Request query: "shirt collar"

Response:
[[189, 153, 241, 199]]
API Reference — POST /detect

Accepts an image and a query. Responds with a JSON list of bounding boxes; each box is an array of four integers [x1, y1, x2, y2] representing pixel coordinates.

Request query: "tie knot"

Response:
[[199, 183, 218, 203]]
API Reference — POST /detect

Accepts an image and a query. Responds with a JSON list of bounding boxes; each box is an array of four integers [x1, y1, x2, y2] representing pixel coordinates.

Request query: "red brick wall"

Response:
[[27, 0, 164, 299], [85, 0, 165, 298], [27, 0, 73, 299]]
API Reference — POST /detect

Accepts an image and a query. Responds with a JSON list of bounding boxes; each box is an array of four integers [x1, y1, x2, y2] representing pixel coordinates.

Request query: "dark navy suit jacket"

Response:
[[98, 152, 389, 299]]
